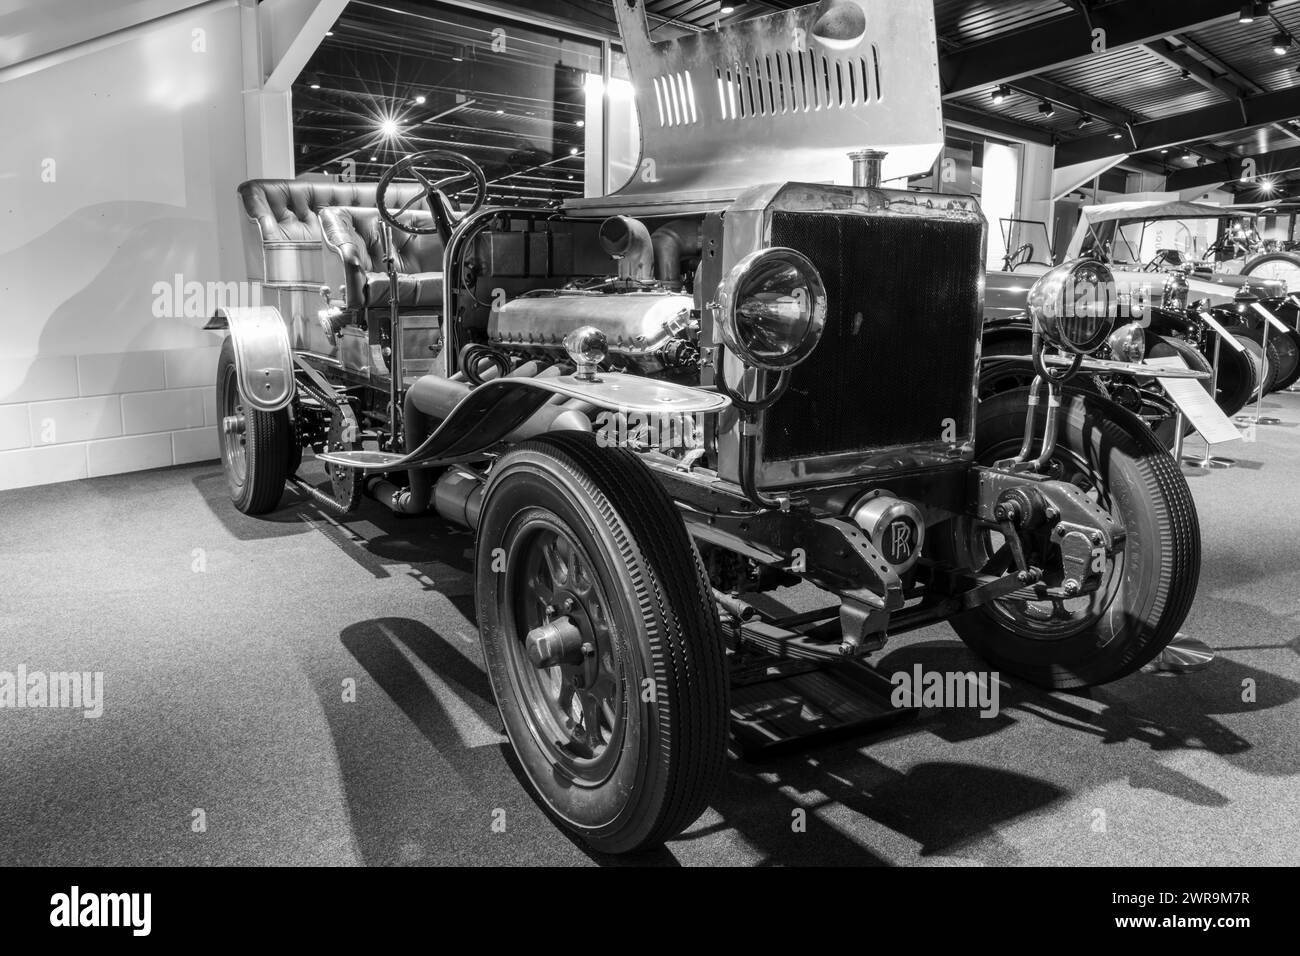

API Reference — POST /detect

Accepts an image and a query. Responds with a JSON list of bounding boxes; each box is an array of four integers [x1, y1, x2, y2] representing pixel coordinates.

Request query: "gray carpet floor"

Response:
[[2, 393, 1299, 867]]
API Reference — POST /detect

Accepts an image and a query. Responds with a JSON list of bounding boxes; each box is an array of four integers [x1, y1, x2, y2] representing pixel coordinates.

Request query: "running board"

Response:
[[318, 372, 730, 473]]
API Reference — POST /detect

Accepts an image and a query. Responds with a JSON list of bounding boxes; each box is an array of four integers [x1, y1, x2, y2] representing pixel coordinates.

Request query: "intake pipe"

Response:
[[650, 219, 703, 286], [599, 216, 654, 281]]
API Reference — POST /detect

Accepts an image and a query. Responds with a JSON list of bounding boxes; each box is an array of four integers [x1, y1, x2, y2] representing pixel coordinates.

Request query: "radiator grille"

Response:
[[764, 211, 983, 460]]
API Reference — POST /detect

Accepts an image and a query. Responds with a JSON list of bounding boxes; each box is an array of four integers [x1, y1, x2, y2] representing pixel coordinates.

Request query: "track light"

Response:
[[1076, 113, 1092, 129], [991, 85, 1010, 105], [306, 73, 321, 90], [1111, 131, 1123, 139], [1241, 1, 1269, 23], [1273, 32, 1292, 55], [1038, 99, 1055, 116]]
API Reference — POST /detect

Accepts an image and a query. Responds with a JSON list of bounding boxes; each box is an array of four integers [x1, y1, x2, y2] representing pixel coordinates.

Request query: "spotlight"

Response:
[[306, 73, 321, 90], [1274, 32, 1292, 55], [1240, 3, 1256, 23], [991, 85, 1010, 104], [1260, 176, 1278, 193], [1111, 131, 1124, 139], [576, 119, 585, 127], [1076, 113, 1092, 129], [721, 4, 735, 12], [1180, 68, 1192, 79], [380, 118, 400, 138], [569, 147, 580, 155], [452, 45, 466, 62], [369, 155, 377, 161], [414, 95, 426, 105], [1038, 99, 1055, 116]]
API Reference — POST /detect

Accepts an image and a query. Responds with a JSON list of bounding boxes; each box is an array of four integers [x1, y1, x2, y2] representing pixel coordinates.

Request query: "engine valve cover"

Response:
[[488, 290, 694, 371]]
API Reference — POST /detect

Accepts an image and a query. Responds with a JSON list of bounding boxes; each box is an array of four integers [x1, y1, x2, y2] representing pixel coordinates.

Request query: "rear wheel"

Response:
[[216, 336, 291, 515], [941, 388, 1201, 688], [475, 431, 728, 854]]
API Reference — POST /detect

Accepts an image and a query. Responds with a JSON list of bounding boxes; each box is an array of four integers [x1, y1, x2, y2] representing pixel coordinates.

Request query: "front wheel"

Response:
[[940, 388, 1201, 688], [216, 336, 291, 514], [475, 432, 729, 854]]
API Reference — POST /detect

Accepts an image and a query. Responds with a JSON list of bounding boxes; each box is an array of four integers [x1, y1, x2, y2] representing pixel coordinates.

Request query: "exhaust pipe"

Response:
[[650, 219, 703, 286]]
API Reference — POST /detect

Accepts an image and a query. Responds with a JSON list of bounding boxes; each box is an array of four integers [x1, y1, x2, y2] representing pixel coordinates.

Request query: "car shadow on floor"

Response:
[[280, 487, 1300, 865], [311, 606, 1297, 866]]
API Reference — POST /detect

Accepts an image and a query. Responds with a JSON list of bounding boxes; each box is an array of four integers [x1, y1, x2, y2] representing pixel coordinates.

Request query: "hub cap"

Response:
[[506, 519, 625, 782]]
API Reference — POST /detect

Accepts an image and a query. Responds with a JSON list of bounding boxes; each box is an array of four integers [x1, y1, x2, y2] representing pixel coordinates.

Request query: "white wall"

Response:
[[0, 1, 246, 490]]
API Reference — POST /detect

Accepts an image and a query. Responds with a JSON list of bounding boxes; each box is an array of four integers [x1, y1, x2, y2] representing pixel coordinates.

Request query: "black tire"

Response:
[[1232, 334, 1274, 401], [1234, 328, 1284, 396], [1276, 328, 1300, 391], [1210, 336, 1258, 418], [475, 431, 728, 854], [216, 336, 291, 515], [1145, 335, 1212, 449], [942, 387, 1201, 688]]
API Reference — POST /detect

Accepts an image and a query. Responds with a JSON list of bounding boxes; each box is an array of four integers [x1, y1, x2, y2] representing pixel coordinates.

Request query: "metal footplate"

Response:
[[729, 640, 916, 759]]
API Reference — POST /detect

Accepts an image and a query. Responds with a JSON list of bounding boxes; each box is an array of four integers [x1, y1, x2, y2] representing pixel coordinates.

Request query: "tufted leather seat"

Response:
[[319, 206, 445, 311], [236, 179, 429, 286]]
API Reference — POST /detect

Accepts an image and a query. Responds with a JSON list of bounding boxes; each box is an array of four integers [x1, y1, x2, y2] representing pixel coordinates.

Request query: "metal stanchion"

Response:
[[1236, 300, 1283, 426], [1143, 634, 1216, 674], [1183, 329, 1235, 469]]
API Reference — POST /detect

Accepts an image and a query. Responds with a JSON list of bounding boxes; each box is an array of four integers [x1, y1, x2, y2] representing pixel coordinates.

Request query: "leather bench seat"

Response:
[[319, 206, 445, 312]]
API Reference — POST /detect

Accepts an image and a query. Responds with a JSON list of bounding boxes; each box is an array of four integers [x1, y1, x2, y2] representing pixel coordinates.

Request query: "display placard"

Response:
[[1146, 354, 1242, 446], [1251, 302, 1290, 333], [1197, 311, 1249, 352]]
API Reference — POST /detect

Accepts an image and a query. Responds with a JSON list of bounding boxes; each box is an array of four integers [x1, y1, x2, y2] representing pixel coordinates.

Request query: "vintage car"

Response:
[[208, 0, 1202, 854], [984, 200, 1300, 425]]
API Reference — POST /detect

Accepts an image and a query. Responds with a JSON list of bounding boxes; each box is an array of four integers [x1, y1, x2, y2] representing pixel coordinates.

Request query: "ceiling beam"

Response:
[[1056, 85, 1300, 167], [940, 0, 1244, 98], [942, 104, 1055, 145], [1175, 33, 1266, 94], [1166, 144, 1300, 190], [1142, 38, 1249, 102], [1007, 75, 1136, 128]]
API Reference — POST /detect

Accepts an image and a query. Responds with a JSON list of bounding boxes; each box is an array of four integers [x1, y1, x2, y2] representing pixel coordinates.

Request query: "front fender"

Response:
[[318, 371, 731, 473], [204, 306, 294, 412]]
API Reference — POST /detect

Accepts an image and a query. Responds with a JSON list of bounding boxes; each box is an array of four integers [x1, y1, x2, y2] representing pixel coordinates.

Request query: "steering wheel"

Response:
[[376, 150, 488, 239], [1002, 242, 1033, 272], [1143, 249, 1181, 272]]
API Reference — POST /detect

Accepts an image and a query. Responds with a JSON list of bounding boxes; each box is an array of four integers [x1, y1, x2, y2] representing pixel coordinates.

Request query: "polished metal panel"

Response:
[[215, 306, 295, 413], [609, 0, 943, 201]]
